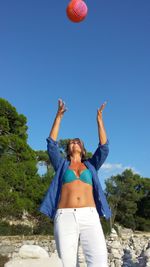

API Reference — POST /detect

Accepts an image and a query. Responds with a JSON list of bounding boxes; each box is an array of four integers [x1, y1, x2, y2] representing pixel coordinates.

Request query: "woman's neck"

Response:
[[70, 154, 82, 163]]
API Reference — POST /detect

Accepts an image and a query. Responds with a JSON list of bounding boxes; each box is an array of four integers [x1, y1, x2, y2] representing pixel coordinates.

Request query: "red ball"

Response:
[[66, 0, 88, 23]]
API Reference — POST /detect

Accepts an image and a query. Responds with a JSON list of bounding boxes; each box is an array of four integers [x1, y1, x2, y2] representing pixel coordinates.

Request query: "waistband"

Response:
[[56, 206, 97, 213]]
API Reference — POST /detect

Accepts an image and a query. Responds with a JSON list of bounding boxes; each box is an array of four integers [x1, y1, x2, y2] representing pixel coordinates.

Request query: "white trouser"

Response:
[[54, 207, 108, 267]]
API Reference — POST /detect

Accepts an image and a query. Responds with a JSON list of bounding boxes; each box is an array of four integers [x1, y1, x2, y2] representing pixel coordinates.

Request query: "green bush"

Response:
[[33, 215, 54, 235], [100, 217, 111, 236], [135, 217, 150, 231], [0, 221, 33, 236]]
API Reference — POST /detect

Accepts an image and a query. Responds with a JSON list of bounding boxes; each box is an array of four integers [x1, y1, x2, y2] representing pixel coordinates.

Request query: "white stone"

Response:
[[22, 240, 34, 245], [1, 227, 150, 267], [110, 249, 122, 259], [4, 256, 63, 267], [79, 264, 86, 267], [78, 245, 86, 263], [111, 228, 117, 235], [19, 245, 49, 259], [111, 241, 121, 249], [145, 248, 150, 258], [114, 259, 122, 267], [120, 228, 133, 238]]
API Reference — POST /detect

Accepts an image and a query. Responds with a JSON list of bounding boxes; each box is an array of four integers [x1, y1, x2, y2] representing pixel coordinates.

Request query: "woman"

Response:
[[39, 99, 111, 267]]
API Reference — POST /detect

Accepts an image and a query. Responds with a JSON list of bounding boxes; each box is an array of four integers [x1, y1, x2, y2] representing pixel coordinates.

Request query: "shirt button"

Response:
[[74, 208, 76, 211]]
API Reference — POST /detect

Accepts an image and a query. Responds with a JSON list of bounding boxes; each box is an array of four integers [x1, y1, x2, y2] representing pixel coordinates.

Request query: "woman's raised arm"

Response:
[[88, 102, 109, 170], [97, 102, 107, 145], [47, 99, 67, 171], [50, 99, 67, 141]]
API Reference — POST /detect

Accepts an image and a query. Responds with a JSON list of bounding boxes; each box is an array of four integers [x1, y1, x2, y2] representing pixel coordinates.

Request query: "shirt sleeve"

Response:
[[46, 136, 63, 172], [88, 139, 109, 171]]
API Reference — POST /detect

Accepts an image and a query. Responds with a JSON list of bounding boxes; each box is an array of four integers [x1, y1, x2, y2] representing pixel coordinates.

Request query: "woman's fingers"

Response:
[[58, 98, 63, 107], [58, 98, 67, 113], [58, 98, 65, 108], [98, 101, 107, 112]]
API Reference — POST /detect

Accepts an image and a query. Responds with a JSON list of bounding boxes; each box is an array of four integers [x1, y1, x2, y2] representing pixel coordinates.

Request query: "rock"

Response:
[[114, 259, 122, 267], [4, 256, 63, 267], [77, 244, 86, 264], [111, 228, 118, 235], [19, 245, 49, 259], [22, 240, 34, 245], [111, 249, 122, 259], [147, 242, 150, 249], [0, 245, 15, 254], [110, 262, 115, 267], [109, 228, 118, 239], [120, 228, 133, 239], [145, 248, 150, 259], [1, 227, 150, 267], [111, 241, 121, 249]]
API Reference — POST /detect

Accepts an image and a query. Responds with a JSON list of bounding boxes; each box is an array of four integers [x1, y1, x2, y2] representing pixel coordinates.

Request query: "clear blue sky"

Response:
[[0, 0, 150, 187]]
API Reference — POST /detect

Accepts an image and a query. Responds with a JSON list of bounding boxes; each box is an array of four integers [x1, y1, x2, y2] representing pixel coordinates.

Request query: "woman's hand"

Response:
[[97, 101, 107, 124], [49, 99, 68, 141], [56, 98, 68, 119]]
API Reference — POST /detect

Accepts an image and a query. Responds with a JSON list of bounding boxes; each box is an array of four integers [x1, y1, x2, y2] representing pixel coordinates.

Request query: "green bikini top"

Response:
[[62, 168, 93, 186]]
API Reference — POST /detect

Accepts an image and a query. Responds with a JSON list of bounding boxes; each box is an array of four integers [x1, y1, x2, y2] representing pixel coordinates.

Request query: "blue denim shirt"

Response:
[[38, 137, 112, 221]]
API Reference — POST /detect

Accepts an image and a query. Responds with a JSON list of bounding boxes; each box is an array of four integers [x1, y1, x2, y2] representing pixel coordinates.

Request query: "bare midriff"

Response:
[[57, 166, 96, 209]]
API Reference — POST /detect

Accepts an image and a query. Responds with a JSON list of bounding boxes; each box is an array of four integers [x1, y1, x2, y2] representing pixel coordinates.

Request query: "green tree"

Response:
[[0, 98, 44, 219], [0, 98, 28, 141], [105, 169, 148, 230], [135, 178, 150, 231]]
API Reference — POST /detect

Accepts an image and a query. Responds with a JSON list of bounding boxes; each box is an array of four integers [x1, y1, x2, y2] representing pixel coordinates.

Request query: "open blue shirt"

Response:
[[38, 137, 112, 221]]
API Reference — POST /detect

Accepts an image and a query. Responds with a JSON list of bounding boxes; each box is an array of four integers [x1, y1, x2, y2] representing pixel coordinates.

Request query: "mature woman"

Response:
[[39, 99, 111, 267]]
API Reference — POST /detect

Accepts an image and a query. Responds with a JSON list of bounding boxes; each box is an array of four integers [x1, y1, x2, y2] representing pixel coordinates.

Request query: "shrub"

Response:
[[0, 221, 33, 236], [33, 215, 53, 235]]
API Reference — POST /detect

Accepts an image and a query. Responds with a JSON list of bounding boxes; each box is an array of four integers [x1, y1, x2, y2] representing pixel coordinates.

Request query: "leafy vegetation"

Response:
[[105, 169, 150, 231]]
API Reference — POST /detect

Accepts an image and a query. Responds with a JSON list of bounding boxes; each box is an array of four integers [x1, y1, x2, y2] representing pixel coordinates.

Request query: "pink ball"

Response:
[[66, 0, 88, 23]]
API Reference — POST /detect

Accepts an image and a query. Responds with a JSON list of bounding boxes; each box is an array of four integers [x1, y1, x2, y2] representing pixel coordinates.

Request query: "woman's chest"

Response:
[[68, 162, 87, 177]]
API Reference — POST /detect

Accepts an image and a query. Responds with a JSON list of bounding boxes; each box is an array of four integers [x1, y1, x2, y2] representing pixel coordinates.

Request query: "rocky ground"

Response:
[[0, 226, 150, 267]]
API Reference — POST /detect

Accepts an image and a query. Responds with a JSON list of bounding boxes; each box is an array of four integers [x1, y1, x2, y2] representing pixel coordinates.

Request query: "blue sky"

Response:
[[0, 0, 150, 188]]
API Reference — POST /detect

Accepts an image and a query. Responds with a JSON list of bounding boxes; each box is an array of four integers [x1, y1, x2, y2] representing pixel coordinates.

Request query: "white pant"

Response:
[[54, 207, 108, 267]]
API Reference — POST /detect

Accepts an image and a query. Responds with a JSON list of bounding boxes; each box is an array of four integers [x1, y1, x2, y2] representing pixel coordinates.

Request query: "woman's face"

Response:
[[68, 138, 83, 155]]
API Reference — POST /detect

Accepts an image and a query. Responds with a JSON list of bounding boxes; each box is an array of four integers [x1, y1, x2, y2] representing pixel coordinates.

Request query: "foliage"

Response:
[[33, 214, 54, 235], [105, 169, 150, 231], [0, 221, 33, 236], [0, 98, 53, 221], [0, 98, 28, 141], [100, 217, 111, 237]]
